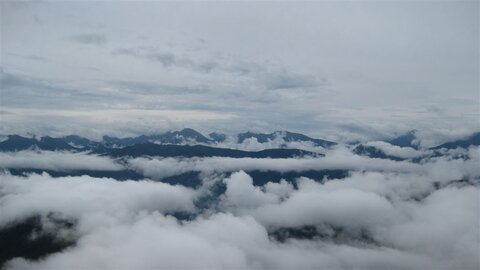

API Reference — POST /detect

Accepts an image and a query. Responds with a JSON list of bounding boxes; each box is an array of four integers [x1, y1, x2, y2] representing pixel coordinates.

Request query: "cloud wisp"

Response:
[[67, 34, 107, 45]]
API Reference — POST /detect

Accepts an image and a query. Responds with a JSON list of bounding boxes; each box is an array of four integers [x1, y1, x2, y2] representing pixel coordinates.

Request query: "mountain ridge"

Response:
[[2, 129, 480, 154]]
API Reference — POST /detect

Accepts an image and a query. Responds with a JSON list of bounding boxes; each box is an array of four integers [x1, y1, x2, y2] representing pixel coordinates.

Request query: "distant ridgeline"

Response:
[[0, 128, 338, 153], [0, 129, 478, 187], [0, 128, 478, 154]]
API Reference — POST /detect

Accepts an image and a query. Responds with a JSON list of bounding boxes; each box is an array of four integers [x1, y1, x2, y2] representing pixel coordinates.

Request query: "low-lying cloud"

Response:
[[127, 146, 427, 180], [364, 141, 425, 159], [0, 174, 197, 229], [2, 171, 478, 269], [0, 151, 123, 171], [1, 145, 479, 269]]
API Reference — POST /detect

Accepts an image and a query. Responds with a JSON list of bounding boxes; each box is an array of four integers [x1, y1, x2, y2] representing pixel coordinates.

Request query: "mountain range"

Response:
[[0, 128, 338, 152], [1, 129, 479, 157], [1, 129, 478, 196]]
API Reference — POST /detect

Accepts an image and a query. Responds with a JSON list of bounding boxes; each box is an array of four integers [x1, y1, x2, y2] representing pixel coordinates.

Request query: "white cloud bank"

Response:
[[127, 146, 425, 180], [0, 146, 479, 269], [0, 174, 197, 228], [364, 141, 425, 159], [0, 150, 123, 171], [128, 146, 480, 182]]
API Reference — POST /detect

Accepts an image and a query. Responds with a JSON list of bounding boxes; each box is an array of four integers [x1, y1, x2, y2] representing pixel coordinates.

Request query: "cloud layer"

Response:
[[1, 146, 479, 269], [0, 150, 123, 171]]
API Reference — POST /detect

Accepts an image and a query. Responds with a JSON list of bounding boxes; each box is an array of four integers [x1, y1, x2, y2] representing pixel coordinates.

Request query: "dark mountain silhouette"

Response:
[[7, 168, 144, 181], [209, 132, 227, 143], [430, 132, 480, 150], [0, 135, 75, 151], [102, 134, 151, 147], [1, 129, 338, 152], [352, 144, 404, 161], [175, 128, 211, 143], [37, 137, 76, 151], [238, 131, 273, 143], [0, 215, 75, 269], [0, 135, 37, 151], [102, 128, 212, 147], [0, 134, 320, 159], [387, 130, 419, 149], [61, 135, 95, 147], [237, 131, 336, 147], [107, 143, 319, 158], [282, 131, 336, 147]]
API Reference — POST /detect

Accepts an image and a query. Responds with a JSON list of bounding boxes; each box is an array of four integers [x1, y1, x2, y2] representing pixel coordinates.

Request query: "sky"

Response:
[[1, 1, 479, 141]]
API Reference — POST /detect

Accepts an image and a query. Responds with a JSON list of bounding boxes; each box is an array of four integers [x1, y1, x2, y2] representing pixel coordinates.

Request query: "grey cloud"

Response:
[[0, 71, 39, 89], [333, 123, 392, 142], [149, 52, 177, 67], [111, 45, 321, 91], [0, 108, 235, 141], [0, 72, 80, 108], [111, 48, 177, 67], [260, 70, 324, 90], [67, 34, 107, 45], [1, 2, 477, 137], [7, 54, 48, 62], [110, 80, 210, 95], [196, 60, 218, 73], [112, 47, 218, 72], [0, 71, 135, 110], [111, 48, 135, 56]]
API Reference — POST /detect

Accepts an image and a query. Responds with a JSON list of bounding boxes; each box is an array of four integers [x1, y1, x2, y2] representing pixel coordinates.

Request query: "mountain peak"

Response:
[[209, 132, 227, 143], [430, 132, 480, 150], [173, 128, 211, 143], [237, 130, 336, 147], [387, 130, 418, 149]]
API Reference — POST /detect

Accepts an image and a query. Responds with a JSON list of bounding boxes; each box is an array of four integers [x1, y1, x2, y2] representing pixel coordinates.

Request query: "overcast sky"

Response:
[[0, 1, 478, 140]]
